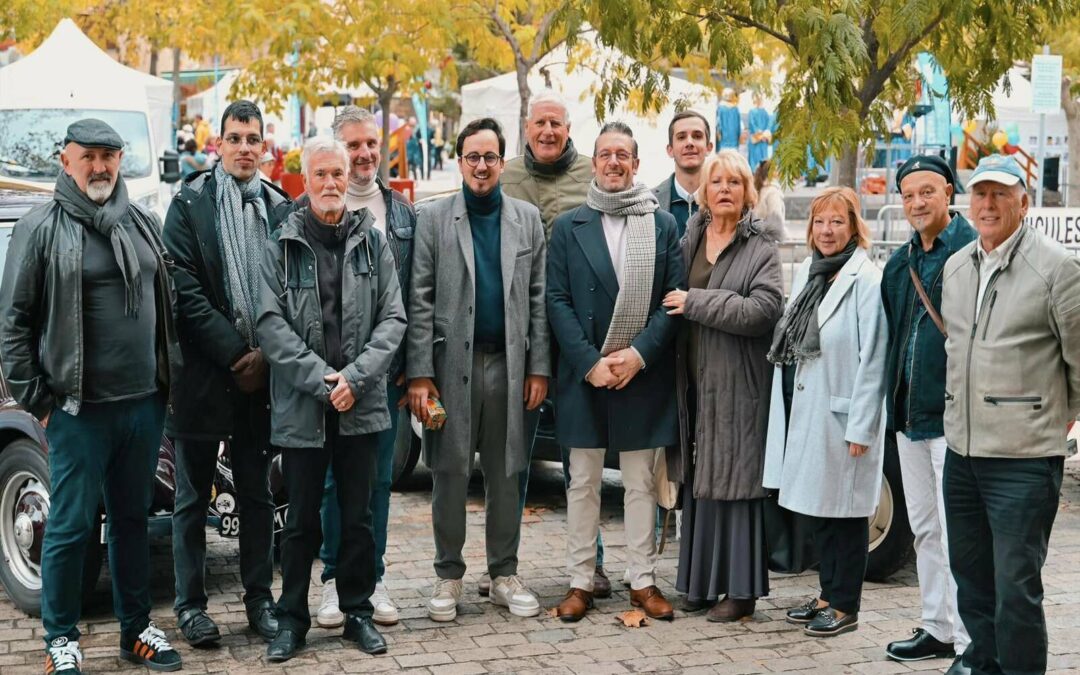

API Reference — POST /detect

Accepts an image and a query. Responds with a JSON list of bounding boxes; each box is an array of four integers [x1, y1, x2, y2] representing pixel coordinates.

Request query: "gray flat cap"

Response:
[[63, 119, 125, 150]]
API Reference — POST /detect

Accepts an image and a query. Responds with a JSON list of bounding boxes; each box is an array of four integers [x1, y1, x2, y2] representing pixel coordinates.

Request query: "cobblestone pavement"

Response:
[[4, 460, 1080, 674]]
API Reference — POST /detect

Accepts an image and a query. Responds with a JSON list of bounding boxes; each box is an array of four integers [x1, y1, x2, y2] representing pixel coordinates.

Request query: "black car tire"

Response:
[[0, 438, 103, 616], [865, 433, 915, 581], [390, 411, 422, 489]]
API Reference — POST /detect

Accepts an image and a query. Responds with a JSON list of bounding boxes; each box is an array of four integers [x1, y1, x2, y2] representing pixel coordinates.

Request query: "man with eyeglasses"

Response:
[[163, 100, 292, 648], [547, 121, 684, 622], [407, 117, 549, 622]]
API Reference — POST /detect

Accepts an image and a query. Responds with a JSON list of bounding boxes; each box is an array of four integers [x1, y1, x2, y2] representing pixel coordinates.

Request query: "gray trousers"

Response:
[[432, 351, 521, 580]]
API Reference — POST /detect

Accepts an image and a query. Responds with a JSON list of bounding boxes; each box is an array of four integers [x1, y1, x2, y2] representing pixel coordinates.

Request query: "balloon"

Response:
[[1007, 129, 1021, 145], [1003, 143, 1020, 155], [992, 130, 1008, 149], [963, 119, 978, 134]]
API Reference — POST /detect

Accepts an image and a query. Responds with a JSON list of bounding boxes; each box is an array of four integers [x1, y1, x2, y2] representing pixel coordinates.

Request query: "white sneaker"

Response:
[[371, 581, 400, 625], [317, 578, 345, 628], [490, 575, 540, 617], [427, 577, 463, 622], [45, 637, 82, 673]]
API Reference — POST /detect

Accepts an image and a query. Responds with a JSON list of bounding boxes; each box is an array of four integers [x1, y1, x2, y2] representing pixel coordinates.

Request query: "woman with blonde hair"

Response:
[[762, 186, 887, 638], [663, 149, 784, 622]]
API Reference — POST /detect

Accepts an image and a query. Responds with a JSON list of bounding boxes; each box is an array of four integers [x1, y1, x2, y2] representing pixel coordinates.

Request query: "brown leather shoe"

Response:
[[629, 586, 674, 620], [556, 588, 593, 622], [592, 566, 612, 599], [706, 596, 755, 623]]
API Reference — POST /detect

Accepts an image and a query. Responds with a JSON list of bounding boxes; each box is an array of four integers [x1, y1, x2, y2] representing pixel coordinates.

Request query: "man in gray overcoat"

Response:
[[407, 118, 550, 622]]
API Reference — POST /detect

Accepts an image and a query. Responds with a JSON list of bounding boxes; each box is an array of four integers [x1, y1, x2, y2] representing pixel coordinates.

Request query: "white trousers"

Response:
[[897, 432, 969, 653], [567, 448, 658, 591]]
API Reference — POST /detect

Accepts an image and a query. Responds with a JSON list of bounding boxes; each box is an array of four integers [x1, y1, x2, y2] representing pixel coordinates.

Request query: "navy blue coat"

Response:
[[546, 204, 686, 450]]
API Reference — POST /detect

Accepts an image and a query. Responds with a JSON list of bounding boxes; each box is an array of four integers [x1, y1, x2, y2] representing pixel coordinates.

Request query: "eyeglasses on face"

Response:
[[462, 152, 502, 167], [223, 134, 264, 147], [596, 150, 634, 162]]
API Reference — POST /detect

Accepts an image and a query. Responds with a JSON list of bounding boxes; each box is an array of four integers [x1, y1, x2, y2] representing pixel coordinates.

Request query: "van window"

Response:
[[0, 109, 153, 181]]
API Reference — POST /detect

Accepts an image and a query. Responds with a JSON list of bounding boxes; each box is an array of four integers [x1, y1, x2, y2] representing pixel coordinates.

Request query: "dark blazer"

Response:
[[546, 203, 686, 450], [162, 170, 291, 441]]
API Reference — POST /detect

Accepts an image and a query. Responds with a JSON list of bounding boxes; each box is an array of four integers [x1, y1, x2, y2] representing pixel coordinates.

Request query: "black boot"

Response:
[[342, 615, 388, 655], [246, 599, 279, 642], [266, 629, 305, 663]]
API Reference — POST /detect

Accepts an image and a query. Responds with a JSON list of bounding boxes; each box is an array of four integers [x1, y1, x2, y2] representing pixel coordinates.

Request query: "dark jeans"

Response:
[[813, 515, 868, 615], [277, 418, 377, 635], [319, 381, 403, 583], [41, 394, 164, 644], [172, 399, 274, 613], [517, 405, 605, 568], [944, 451, 1062, 675]]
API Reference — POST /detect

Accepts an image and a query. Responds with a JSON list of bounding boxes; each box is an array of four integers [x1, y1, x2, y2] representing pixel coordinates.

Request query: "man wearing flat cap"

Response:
[[880, 155, 975, 673], [941, 154, 1080, 675], [0, 119, 184, 673]]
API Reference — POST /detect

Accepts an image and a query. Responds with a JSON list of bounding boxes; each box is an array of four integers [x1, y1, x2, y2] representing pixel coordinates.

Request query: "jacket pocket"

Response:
[[984, 395, 1043, 410], [829, 396, 851, 414]]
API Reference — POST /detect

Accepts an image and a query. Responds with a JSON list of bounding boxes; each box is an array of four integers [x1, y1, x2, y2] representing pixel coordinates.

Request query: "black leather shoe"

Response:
[[266, 629, 305, 663], [247, 600, 279, 642], [803, 607, 859, 637], [945, 655, 972, 675], [342, 615, 388, 655], [177, 608, 221, 647], [886, 628, 954, 661], [786, 597, 825, 624], [593, 566, 612, 599]]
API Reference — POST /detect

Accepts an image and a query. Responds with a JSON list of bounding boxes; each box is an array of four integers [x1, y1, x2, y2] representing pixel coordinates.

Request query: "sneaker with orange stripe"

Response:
[[119, 622, 182, 672], [44, 636, 82, 674]]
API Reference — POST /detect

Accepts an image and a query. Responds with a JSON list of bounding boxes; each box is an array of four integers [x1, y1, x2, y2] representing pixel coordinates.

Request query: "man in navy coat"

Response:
[[547, 121, 685, 622]]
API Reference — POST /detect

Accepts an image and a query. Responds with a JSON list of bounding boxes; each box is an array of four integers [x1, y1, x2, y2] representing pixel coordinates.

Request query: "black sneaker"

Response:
[[120, 622, 183, 672], [803, 607, 859, 637], [786, 597, 825, 624], [886, 627, 954, 661], [45, 636, 83, 674]]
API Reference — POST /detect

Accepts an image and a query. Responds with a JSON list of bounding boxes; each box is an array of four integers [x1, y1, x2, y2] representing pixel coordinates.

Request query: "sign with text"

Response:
[[1031, 54, 1063, 113], [1025, 208, 1080, 246]]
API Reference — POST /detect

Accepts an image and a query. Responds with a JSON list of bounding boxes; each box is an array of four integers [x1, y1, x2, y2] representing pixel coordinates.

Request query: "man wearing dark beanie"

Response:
[[881, 154, 976, 674]]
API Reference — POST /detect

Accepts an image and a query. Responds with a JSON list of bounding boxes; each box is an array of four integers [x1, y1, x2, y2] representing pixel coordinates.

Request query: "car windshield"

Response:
[[0, 109, 153, 181]]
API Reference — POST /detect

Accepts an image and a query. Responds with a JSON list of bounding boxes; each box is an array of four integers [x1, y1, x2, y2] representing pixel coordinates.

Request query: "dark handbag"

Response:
[[763, 492, 818, 574]]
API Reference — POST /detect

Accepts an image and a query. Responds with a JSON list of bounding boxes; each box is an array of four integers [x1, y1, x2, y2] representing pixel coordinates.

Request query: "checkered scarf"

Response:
[[586, 180, 657, 355], [214, 163, 269, 347]]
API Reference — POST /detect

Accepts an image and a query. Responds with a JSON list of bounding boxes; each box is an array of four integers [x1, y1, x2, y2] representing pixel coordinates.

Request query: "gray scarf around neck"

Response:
[[54, 171, 143, 317], [586, 179, 658, 355], [214, 163, 269, 347]]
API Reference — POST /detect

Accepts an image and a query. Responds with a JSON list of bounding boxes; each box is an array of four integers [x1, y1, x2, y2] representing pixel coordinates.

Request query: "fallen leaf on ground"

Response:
[[615, 609, 649, 627], [546, 607, 559, 619]]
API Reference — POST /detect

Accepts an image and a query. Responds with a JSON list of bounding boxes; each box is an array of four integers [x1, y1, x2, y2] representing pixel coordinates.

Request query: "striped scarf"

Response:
[[214, 163, 268, 347]]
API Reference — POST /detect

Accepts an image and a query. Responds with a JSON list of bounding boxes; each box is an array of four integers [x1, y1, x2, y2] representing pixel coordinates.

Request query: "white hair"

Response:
[[527, 89, 570, 123], [301, 137, 349, 177]]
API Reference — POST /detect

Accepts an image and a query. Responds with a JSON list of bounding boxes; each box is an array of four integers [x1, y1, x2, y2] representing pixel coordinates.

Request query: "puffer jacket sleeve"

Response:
[[683, 237, 783, 337], [255, 237, 335, 403], [341, 233, 406, 396], [0, 209, 52, 417]]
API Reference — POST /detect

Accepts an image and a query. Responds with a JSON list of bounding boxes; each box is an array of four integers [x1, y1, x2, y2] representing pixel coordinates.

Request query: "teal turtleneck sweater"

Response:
[[464, 182, 505, 346]]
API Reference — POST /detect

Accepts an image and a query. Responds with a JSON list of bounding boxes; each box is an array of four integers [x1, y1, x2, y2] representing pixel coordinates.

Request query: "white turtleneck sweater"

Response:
[[345, 179, 387, 234]]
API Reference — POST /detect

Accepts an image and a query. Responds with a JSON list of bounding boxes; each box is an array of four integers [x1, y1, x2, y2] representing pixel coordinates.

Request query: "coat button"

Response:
[[587, 312, 594, 320], [589, 285, 596, 292], [796, 383, 804, 391], [465, 341, 470, 350], [463, 376, 469, 384], [468, 306, 473, 314]]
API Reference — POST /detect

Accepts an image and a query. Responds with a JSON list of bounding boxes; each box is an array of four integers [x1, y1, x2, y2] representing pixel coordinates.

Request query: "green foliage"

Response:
[[585, 0, 1077, 183]]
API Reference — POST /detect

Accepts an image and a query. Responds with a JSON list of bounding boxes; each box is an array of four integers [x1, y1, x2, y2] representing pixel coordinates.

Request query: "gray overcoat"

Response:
[[762, 247, 888, 518], [669, 211, 784, 501], [406, 190, 550, 477]]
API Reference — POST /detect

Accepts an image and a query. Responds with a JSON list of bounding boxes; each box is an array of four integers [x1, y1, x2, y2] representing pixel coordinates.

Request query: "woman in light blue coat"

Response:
[[762, 186, 888, 639]]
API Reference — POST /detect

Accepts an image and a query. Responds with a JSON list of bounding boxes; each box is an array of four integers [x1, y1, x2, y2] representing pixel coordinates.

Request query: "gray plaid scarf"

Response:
[[586, 179, 658, 355], [215, 163, 268, 347]]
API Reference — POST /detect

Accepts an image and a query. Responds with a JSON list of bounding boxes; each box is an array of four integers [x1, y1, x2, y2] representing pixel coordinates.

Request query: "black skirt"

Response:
[[676, 491, 770, 601]]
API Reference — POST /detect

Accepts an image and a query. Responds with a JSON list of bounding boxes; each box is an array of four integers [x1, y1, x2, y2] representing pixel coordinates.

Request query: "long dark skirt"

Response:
[[675, 489, 770, 601]]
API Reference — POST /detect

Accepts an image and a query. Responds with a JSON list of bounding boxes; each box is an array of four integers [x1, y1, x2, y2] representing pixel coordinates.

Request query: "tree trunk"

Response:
[[378, 87, 395, 183], [149, 47, 159, 76], [515, 59, 531, 156], [836, 145, 859, 189], [1062, 77, 1080, 207], [172, 48, 182, 130]]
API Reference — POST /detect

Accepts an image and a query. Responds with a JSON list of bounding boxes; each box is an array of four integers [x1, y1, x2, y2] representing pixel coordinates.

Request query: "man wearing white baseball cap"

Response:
[[940, 153, 1080, 675]]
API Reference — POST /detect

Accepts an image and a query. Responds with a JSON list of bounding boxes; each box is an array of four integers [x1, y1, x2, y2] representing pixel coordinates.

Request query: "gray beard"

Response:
[[86, 179, 115, 204]]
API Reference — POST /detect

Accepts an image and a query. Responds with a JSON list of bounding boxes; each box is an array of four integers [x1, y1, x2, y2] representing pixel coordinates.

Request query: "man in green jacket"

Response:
[[941, 154, 1080, 675], [500, 90, 611, 598], [0, 119, 183, 674]]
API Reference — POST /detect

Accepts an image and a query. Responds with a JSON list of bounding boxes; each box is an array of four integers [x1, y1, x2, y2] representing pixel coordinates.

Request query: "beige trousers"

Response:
[[567, 447, 659, 591]]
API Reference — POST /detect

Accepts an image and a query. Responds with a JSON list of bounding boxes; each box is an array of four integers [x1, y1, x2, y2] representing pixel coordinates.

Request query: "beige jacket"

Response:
[[501, 151, 593, 239], [941, 225, 1080, 458]]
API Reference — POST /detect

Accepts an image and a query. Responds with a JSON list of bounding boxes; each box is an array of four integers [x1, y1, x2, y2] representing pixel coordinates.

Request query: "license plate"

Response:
[[273, 504, 289, 534], [219, 513, 240, 537]]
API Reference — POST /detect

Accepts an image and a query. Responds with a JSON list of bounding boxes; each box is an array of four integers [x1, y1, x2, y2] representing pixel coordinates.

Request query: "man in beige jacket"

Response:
[[941, 154, 1080, 675]]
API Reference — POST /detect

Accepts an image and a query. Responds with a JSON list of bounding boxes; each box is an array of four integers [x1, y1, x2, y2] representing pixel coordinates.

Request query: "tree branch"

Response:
[[702, 9, 796, 48], [529, 8, 560, 62], [858, 6, 949, 113], [488, 3, 528, 66]]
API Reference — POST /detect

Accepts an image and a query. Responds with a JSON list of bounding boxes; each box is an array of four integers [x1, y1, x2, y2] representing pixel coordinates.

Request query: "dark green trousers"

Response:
[[944, 451, 1063, 675], [41, 394, 164, 645]]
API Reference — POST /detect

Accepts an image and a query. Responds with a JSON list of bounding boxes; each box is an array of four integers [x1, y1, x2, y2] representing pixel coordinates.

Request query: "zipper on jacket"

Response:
[[900, 261, 945, 432], [980, 290, 998, 341], [964, 267, 1003, 456], [984, 395, 1042, 408]]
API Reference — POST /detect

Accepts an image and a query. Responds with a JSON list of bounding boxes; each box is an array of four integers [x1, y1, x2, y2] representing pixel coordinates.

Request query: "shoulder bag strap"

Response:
[[908, 243, 947, 338]]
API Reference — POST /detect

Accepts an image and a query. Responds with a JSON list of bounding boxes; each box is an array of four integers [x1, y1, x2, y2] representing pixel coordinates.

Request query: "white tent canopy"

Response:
[[0, 19, 174, 160], [461, 43, 719, 187]]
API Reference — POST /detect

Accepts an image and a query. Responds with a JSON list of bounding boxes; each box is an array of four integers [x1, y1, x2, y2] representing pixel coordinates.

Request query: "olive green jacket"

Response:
[[501, 150, 593, 239]]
